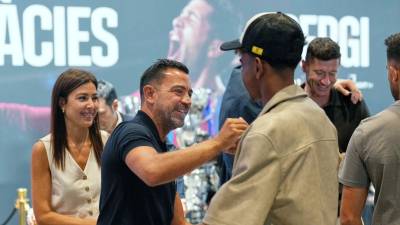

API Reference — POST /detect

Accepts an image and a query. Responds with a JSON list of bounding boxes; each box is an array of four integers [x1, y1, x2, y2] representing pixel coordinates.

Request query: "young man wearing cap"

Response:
[[218, 63, 363, 185], [202, 12, 340, 225], [218, 41, 364, 186]]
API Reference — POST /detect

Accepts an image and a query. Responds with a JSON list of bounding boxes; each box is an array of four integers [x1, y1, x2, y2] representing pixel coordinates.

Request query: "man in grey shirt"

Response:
[[339, 32, 400, 225]]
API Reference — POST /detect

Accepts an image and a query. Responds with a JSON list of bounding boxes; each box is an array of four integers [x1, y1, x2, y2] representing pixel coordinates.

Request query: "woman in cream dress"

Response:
[[31, 69, 108, 225]]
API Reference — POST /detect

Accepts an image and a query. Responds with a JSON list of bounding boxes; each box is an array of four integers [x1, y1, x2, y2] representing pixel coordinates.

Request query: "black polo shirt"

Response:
[[323, 88, 370, 152], [98, 110, 176, 225]]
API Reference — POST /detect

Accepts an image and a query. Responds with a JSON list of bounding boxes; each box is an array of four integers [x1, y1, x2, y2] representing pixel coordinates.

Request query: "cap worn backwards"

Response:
[[220, 12, 305, 67]]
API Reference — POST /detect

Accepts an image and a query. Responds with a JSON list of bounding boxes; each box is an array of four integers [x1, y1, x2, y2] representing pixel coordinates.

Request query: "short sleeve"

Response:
[[359, 99, 371, 119], [203, 133, 280, 225], [117, 123, 155, 161], [339, 128, 370, 187]]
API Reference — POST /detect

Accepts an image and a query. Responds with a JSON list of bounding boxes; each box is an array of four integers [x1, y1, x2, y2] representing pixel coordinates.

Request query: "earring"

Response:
[[62, 108, 65, 113]]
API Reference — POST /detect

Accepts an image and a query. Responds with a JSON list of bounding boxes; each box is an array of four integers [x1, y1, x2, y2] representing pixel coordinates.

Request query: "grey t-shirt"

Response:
[[339, 101, 400, 225]]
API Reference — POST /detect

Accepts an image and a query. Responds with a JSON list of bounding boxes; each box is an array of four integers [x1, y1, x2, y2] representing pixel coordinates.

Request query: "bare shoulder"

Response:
[[31, 140, 47, 161]]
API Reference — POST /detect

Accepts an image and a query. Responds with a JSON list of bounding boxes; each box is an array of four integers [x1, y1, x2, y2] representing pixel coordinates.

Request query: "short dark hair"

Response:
[[140, 59, 189, 101], [385, 32, 400, 63], [305, 37, 341, 62], [97, 80, 118, 107]]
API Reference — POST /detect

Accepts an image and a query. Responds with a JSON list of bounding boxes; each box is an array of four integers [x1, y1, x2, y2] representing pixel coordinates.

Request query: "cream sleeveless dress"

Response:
[[40, 131, 108, 219]]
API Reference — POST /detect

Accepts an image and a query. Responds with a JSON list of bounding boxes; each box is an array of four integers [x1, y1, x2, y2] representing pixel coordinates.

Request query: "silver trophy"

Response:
[[174, 88, 220, 224], [118, 95, 141, 117]]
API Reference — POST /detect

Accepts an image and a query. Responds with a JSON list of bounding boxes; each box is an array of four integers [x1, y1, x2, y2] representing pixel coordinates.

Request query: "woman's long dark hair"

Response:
[[50, 68, 103, 170]]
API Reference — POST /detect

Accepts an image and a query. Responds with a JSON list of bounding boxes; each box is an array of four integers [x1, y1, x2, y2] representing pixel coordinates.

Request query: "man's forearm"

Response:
[[139, 138, 223, 186], [340, 186, 368, 225], [340, 216, 363, 225], [127, 117, 247, 187]]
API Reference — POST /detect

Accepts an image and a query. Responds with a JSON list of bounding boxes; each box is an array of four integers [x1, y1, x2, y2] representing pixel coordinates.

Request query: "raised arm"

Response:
[[125, 117, 248, 187], [334, 79, 363, 104]]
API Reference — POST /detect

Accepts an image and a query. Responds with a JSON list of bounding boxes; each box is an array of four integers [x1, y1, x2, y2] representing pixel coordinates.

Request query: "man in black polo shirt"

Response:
[[301, 37, 371, 221], [97, 59, 248, 225], [301, 37, 370, 153]]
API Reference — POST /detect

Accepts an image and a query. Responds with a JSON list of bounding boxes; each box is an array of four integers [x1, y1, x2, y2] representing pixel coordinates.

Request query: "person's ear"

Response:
[[207, 39, 224, 58], [396, 68, 400, 94], [59, 98, 66, 113], [143, 85, 157, 104], [388, 66, 398, 82], [254, 57, 264, 80], [301, 59, 307, 73], [390, 67, 400, 94], [111, 99, 119, 112], [393, 67, 400, 81]]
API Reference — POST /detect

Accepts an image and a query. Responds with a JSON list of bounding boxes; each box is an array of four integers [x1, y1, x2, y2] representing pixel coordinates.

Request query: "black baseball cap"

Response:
[[221, 12, 305, 67]]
